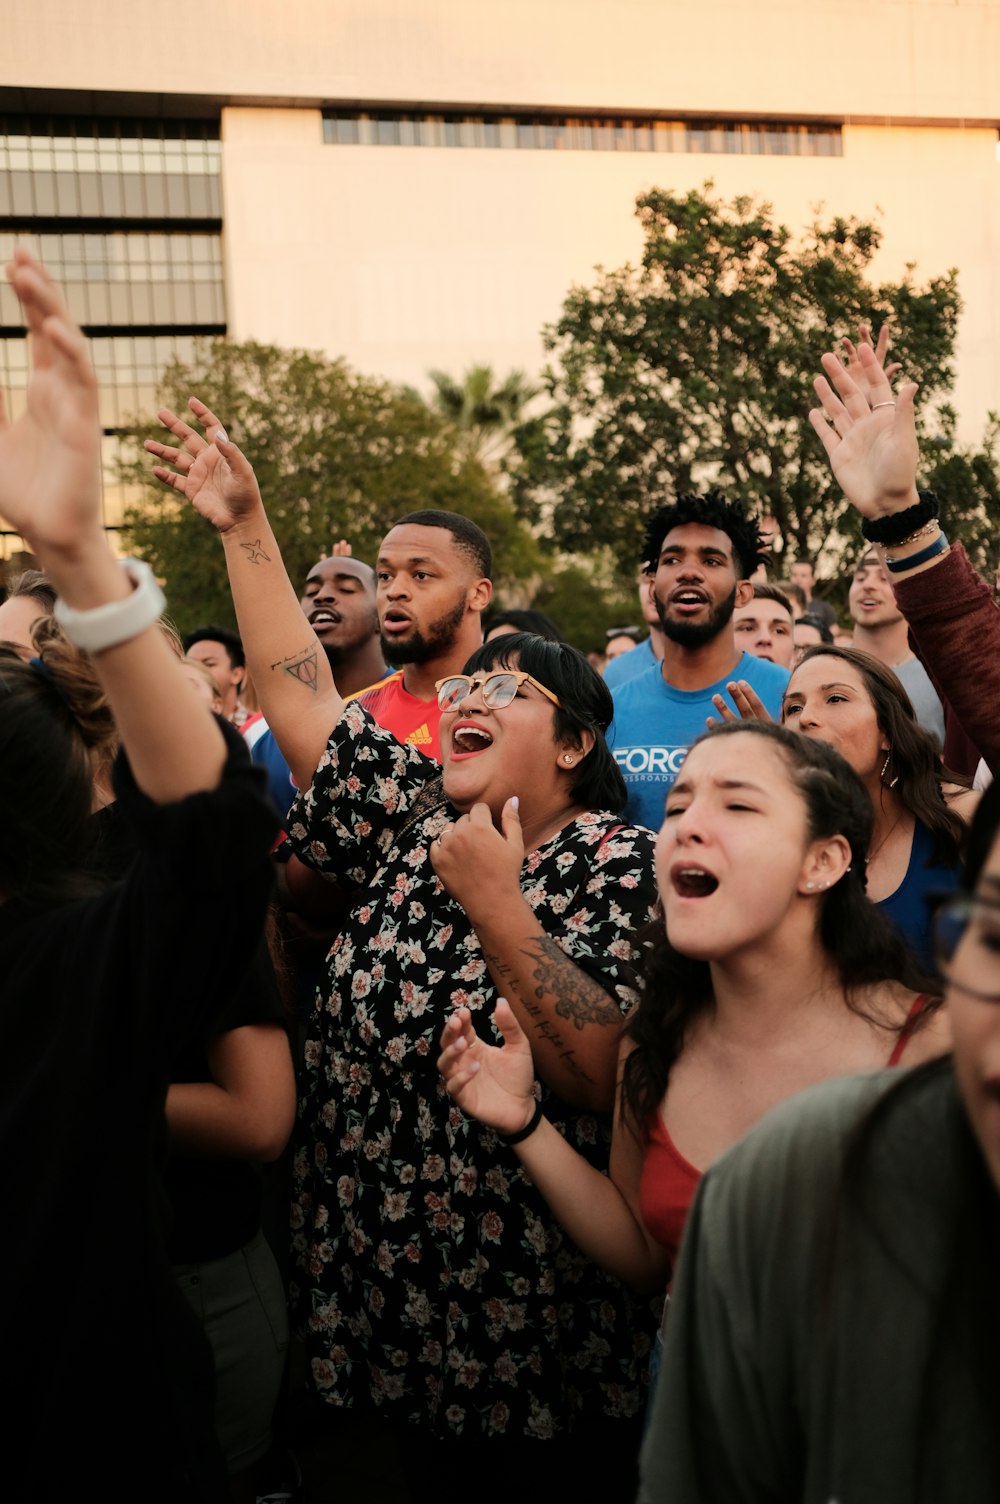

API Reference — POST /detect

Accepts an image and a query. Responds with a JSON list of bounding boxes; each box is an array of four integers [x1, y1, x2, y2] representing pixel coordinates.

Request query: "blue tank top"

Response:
[[878, 818, 962, 976]]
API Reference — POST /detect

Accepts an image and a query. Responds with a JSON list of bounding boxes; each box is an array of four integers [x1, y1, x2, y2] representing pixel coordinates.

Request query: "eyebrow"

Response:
[[376, 554, 436, 568], [660, 546, 729, 561], [669, 776, 770, 798], [784, 681, 855, 699]]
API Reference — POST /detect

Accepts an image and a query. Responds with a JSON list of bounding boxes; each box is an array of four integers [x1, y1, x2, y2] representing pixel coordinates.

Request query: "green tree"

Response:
[[121, 340, 544, 634], [427, 364, 539, 469], [528, 560, 639, 653], [507, 182, 999, 575]]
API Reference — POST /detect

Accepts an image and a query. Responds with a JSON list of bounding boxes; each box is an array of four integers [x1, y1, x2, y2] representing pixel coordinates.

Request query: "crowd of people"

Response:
[[3, 248, 1000, 1503]]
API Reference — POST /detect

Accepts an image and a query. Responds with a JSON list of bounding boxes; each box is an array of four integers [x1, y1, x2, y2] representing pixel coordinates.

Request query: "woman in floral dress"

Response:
[[147, 405, 660, 1499], [285, 634, 658, 1467]]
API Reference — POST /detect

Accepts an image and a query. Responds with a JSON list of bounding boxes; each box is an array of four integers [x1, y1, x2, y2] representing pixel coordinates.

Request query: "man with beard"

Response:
[[250, 518, 491, 816], [247, 552, 389, 816], [607, 492, 789, 829], [357, 509, 493, 757]]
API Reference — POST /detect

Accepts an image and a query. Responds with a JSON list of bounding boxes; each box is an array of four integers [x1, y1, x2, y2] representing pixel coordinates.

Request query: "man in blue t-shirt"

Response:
[[607, 491, 789, 830]]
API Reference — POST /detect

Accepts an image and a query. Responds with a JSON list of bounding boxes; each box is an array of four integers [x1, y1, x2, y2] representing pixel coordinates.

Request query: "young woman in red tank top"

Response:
[[438, 721, 948, 1295]]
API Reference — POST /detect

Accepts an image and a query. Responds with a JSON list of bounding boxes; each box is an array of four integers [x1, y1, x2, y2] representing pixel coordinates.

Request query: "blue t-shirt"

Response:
[[249, 725, 300, 823], [607, 653, 790, 830], [603, 635, 658, 690]]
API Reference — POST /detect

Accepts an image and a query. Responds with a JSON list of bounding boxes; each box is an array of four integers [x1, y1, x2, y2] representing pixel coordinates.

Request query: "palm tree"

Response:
[[427, 364, 539, 469]]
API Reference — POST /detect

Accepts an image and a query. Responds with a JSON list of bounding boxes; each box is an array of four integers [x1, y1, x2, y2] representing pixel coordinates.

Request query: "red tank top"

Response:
[[638, 993, 932, 1276]]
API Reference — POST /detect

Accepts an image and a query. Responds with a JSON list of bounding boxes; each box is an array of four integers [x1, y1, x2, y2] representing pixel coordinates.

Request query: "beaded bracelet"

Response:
[[884, 519, 941, 552], [860, 490, 939, 546], [498, 1099, 544, 1145], [884, 534, 949, 574]]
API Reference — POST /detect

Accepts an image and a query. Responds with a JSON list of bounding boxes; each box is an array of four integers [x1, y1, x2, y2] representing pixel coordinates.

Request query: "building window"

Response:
[[0, 118, 224, 544], [322, 110, 842, 157]]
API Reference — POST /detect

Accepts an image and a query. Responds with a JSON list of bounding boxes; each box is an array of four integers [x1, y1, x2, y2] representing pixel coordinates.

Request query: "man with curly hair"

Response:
[[607, 491, 790, 829]]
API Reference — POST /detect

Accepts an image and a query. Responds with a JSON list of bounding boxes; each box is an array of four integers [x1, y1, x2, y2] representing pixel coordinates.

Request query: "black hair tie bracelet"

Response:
[[498, 1099, 544, 1145], [860, 489, 939, 546]]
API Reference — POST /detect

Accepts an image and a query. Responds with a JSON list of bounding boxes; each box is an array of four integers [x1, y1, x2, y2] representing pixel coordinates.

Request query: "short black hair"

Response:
[[796, 612, 834, 645], [462, 631, 627, 814], [390, 510, 492, 579], [641, 489, 767, 581], [484, 608, 563, 642], [182, 624, 245, 669]]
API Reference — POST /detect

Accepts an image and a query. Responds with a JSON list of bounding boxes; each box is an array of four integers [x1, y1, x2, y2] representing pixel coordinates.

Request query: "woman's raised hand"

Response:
[[0, 249, 101, 553], [145, 397, 264, 532], [809, 341, 920, 519], [437, 1000, 538, 1136]]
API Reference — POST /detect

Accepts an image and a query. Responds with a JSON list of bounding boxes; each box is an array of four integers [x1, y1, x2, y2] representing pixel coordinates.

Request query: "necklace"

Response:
[[866, 811, 904, 866]]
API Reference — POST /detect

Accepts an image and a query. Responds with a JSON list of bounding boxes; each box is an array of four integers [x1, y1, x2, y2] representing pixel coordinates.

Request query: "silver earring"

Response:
[[880, 750, 899, 789], [806, 881, 816, 890], [563, 754, 574, 765]]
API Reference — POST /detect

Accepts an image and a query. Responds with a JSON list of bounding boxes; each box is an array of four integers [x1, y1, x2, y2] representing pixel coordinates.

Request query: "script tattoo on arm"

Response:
[[482, 934, 622, 1093]]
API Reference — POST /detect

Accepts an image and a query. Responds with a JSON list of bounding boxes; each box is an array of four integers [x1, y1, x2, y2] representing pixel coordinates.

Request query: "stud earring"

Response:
[[563, 754, 574, 765], [805, 881, 816, 890]]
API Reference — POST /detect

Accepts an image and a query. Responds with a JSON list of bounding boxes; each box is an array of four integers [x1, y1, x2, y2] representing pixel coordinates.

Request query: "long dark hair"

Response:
[[620, 721, 931, 1128], [0, 620, 117, 906], [786, 645, 967, 866], [462, 632, 627, 813]]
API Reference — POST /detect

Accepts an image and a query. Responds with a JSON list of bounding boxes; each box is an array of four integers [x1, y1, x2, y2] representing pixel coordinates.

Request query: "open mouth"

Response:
[[310, 610, 341, 629], [450, 724, 494, 756], [381, 611, 412, 634], [671, 866, 719, 898], [670, 590, 709, 613]]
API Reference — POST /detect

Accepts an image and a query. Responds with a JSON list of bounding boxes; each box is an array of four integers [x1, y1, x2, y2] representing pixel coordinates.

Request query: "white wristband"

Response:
[[54, 558, 166, 654]]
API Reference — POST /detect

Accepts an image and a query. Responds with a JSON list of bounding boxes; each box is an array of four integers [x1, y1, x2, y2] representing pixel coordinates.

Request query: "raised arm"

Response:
[[145, 400, 342, 790], [0, 250, 225, 802], [811, 341, 1000, 771], [810, 342, 922, 520], [439, 1003, 668, 1290], [809, 340, 955, 586]]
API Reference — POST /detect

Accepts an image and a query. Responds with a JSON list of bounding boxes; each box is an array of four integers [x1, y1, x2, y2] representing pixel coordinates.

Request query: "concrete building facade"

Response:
[[1, 0, 998, 540]]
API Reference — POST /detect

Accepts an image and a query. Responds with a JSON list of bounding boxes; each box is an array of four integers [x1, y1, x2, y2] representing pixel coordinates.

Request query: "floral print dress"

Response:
[[287, 703, 660, 1440]]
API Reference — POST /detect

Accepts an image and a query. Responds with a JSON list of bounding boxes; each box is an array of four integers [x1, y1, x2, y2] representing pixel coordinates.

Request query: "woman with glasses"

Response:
[[638, 776, 1000, 1504], [291, 633, 658, 1496], [144, 401, 659, 1498], [440, 721, 945, 1400]]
